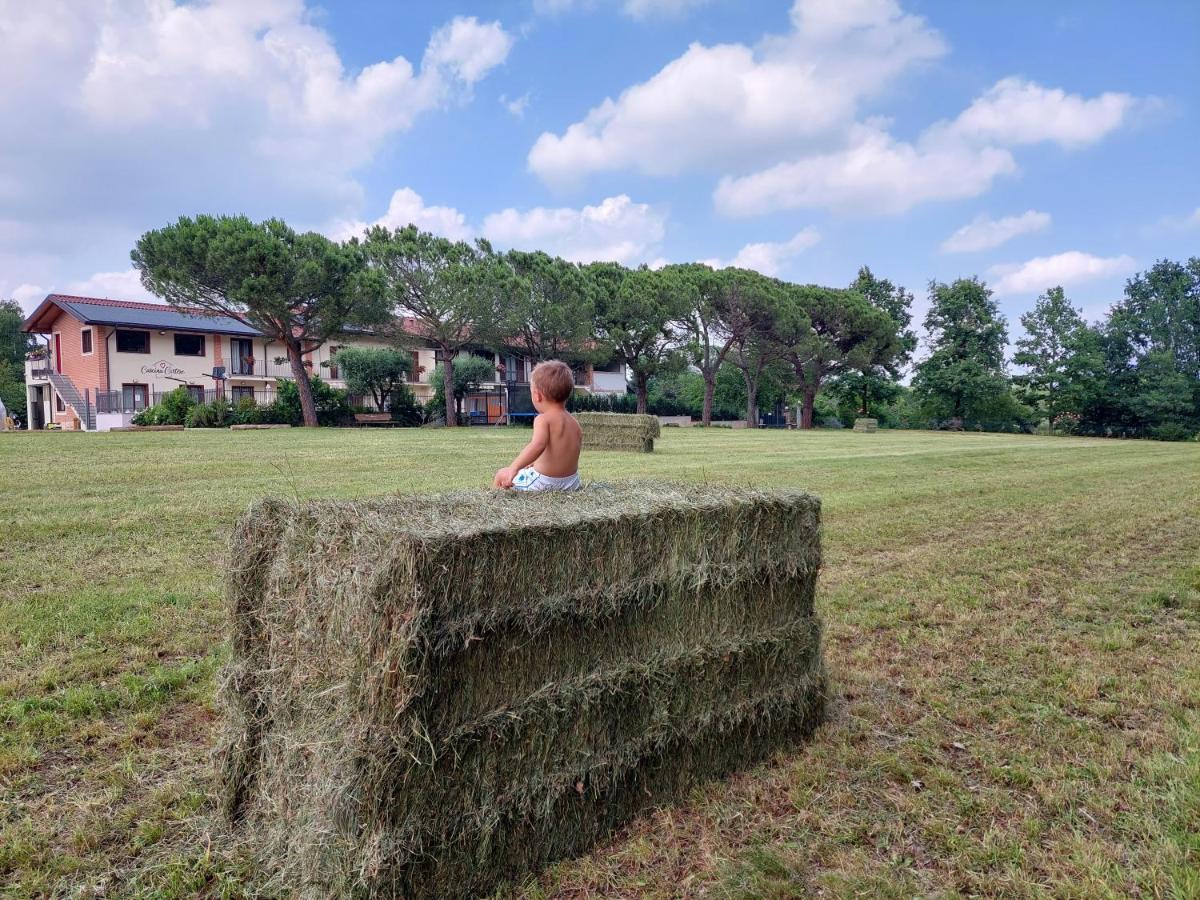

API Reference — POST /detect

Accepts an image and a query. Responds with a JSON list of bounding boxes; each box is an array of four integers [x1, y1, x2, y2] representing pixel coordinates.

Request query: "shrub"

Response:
[[1149, 422, 1196, 442], [134, 386, 195, 427], [231, 397, 264, 426], [267, 378, 352, 427], [185, 399, 232, 428], [387, 382, 423, 426]]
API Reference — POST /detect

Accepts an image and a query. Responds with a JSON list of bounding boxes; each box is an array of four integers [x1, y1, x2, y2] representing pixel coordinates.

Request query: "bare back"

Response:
[[532, 406, 583, 477]]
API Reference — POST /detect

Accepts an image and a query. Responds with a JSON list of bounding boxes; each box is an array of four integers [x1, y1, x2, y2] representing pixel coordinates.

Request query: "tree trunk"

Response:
[[441, 349, 457, 427], [701, 372, 716, 426], [634, 371, 649, 415], [801, 386, 816, 429], [742, 369, 758, 427], [288, 340, 319, 427]]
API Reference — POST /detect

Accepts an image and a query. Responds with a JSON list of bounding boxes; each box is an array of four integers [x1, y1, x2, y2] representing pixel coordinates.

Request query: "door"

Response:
[[122, 383, 149, 412], [32, 387, 44, 429], [54, 334, 62, 373], [231, 339, 255, 375]]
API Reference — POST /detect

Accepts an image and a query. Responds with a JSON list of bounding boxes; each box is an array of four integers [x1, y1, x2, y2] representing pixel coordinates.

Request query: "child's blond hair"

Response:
[[530, 360, 574, 403]]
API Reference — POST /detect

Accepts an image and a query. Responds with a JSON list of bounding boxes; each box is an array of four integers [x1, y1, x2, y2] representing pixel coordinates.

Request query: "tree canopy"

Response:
[[132, 215, 386, 426]]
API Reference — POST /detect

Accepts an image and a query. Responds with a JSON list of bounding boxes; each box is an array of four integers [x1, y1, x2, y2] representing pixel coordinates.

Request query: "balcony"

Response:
[[224, 358, 297, 379], [25, 356, 52, 382]]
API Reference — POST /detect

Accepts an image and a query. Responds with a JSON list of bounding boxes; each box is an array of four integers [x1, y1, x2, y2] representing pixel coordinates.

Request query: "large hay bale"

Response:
[[853, 417, 878, 433], [220, 482, 825, 898], [575, 411, 661, 452]]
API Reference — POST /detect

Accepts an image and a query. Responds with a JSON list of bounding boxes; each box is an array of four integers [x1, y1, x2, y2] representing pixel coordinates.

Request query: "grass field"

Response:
[[1, 427, 1198, 898]]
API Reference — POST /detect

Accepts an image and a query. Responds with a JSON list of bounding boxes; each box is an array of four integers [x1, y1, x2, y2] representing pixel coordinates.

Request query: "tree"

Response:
[[1012, 286, 1089, 428], [332, 346, 413, 411], [364, 226, 506, 427], [781, 285, 903, 429], [132, 216, 385, 427], [499, 251, 594, 362], [1100, 258, 1200, 435], [1, 299, 36, 423], [912, 278, 1013, 426], [667, 264, 730, 426], [588, 263, 684, 414], [1, 300, 35, 370], [726, 276, 787, 427], [431, 355, 497, 421], [837, 267, 916, 416]]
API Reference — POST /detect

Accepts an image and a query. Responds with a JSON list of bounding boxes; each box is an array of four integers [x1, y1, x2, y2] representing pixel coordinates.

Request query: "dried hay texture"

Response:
[[219, 482, 825, 898], [853, 417, 879, 433], [575, 411, 661, 452]]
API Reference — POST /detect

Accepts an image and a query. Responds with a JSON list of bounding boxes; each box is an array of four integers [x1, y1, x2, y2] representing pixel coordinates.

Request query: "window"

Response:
[[174, 333, 205, 357], [186, 385, 205, 404], [327, 346, 342, 380], [81, 329, 93, 355], [231, 338, 256, 375], [55, 392, 65, 412], [409, 352, 421, 382], [231, 386, 255, 402], [115, 329, 150, 354], [122, 383, 149, 411]]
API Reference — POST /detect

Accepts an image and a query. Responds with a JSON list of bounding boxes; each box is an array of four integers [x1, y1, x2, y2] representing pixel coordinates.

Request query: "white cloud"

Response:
[[714, 122, 1016, 216], [713, 72, 1149, 218], [1145, 206, 1200, 234], [0, 2, 512, 306], [935, 77, 1146, 148], [501, 92, 531, 118], [11, 284, 47, 314], [527, 0, 945, 185], [69, 7, 510, 166], [6, 269, 159, 315], [533, 0, 712, 19], [327, 188, 474, 243], [482, 195, 666, 265], [702, 228, 821, 276], [989, 251, 1136, 296], [940, 210, 1051, 253], [65, 269, 161, 303]]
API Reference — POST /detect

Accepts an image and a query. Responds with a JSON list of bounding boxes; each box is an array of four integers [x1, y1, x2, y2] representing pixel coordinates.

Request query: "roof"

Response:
[[21, 295, 264, 337]]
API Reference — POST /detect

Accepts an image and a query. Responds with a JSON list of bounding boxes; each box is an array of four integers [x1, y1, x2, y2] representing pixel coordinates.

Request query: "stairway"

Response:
[[46, 370, 96, 431]]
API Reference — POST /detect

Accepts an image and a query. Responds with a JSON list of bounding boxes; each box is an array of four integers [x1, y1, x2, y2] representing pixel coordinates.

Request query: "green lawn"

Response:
[[1, 427, 1198, 898]]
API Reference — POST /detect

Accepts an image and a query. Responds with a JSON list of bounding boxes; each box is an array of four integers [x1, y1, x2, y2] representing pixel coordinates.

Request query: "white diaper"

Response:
[[512, 466, 581, 492]]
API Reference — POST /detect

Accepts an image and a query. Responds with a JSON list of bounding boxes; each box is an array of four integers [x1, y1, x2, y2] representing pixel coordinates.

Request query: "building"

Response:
[[19, 294, 627, 430]]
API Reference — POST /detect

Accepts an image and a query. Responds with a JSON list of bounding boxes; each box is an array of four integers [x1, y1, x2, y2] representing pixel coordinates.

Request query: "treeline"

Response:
[[10, 215, 1196, 439]]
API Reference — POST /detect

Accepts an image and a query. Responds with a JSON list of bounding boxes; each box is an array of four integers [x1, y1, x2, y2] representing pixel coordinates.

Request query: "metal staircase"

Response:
[[45, 370, 96, 430]]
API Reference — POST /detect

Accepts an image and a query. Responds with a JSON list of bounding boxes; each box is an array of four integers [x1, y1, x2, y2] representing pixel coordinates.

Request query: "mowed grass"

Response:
[[1, 427, 1198, 898]]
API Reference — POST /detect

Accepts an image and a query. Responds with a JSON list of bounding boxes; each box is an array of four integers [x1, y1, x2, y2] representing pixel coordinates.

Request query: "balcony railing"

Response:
[[225, 359, 296, 378], [95, 388, 279, 414]]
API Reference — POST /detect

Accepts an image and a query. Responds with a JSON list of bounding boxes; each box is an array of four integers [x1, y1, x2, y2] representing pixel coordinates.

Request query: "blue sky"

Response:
[[3, 0, 1197, 344]]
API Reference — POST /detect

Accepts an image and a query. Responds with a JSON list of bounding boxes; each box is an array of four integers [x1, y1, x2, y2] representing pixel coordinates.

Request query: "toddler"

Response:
[[493, 360, 582, 492]]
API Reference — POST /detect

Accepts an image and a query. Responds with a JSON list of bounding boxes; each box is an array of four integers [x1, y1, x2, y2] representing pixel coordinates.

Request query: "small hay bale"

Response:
[[219, 482, 826, 898], [575, 411, 660, 452], [853, 417, 878, 433]]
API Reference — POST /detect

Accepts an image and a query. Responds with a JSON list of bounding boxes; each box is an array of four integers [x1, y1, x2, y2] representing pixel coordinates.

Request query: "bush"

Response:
[[1149, 422, 1196, 442], [268, 378, 352, 427], [185, 399, 232, 428], [133, 386, 195, 426], [387, 382, 423, 426], [231, 397, 264, 426]]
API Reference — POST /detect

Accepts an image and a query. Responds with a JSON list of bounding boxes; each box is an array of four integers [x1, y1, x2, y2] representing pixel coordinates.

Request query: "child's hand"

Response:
[[493, 466, 516, 489]]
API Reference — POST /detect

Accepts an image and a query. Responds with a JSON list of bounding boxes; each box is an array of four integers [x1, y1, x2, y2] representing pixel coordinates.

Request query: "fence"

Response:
[[95, 388, 279, 414]]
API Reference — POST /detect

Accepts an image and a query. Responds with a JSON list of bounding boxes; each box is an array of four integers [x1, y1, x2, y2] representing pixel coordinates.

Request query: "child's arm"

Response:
[[494, 416, 548, 488]]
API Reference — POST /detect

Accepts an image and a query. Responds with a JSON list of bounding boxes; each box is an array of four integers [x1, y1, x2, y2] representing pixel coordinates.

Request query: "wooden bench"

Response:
[[354, 412, 395, 427]]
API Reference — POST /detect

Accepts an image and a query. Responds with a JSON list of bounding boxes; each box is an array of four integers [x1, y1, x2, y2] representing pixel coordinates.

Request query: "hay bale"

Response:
[[575, 411, 661, 452], [853, 417, 878, 433], [219, 482, 825, 898]]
